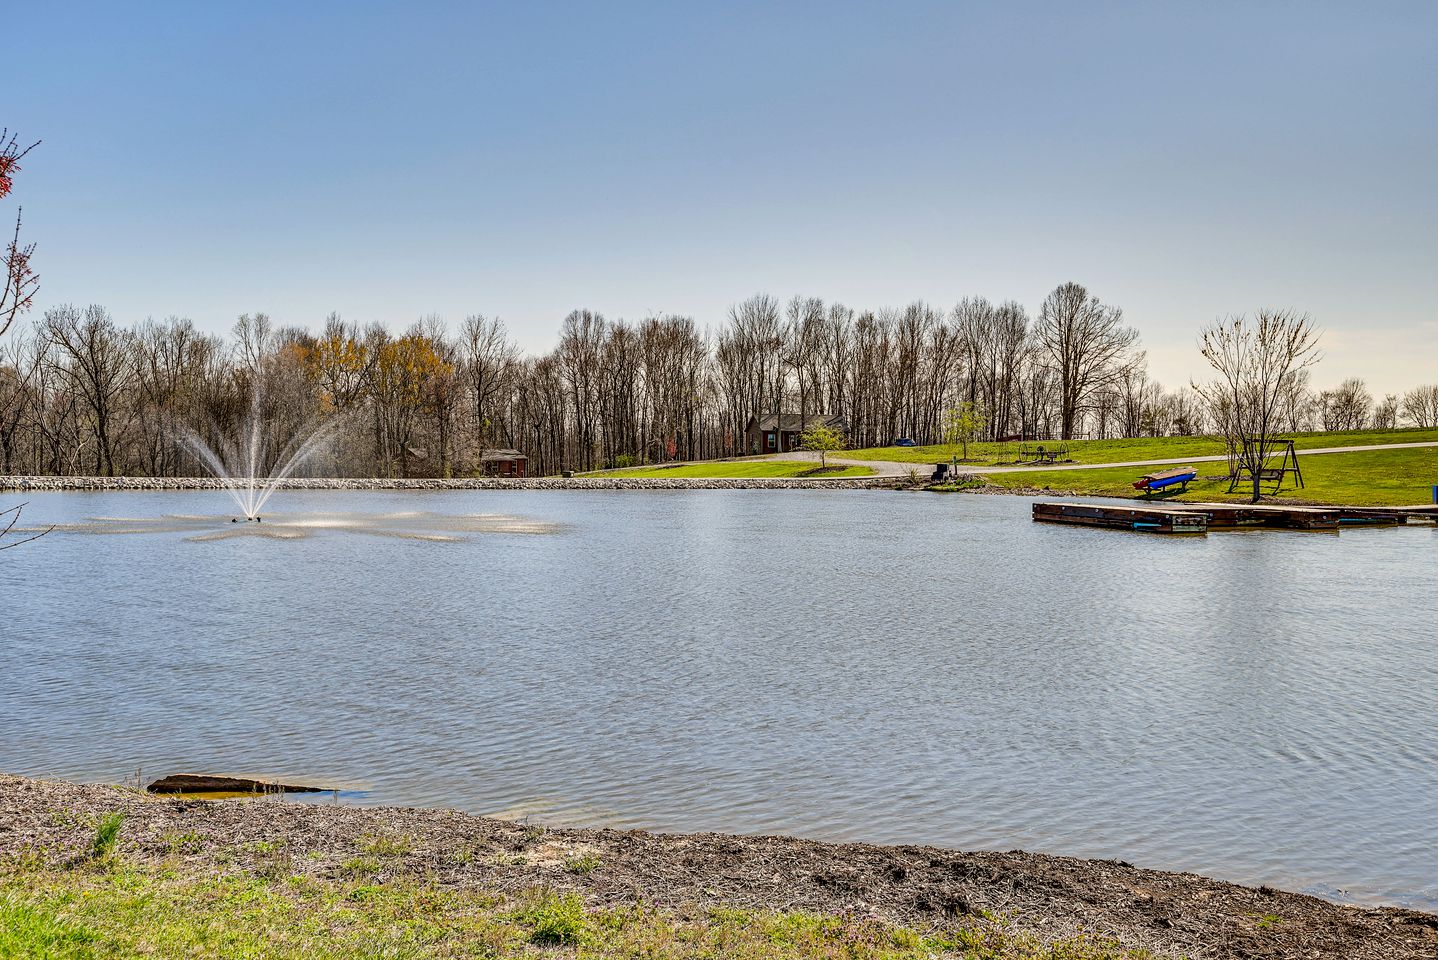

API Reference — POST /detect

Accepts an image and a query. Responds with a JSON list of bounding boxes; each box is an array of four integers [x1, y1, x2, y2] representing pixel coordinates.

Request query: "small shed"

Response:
[[480, 448, 528, 478], [743, 413, 847, 454]]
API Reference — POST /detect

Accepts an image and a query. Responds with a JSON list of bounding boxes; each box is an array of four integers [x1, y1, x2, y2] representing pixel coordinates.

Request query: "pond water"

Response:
[[2, 489, 1435, 908]]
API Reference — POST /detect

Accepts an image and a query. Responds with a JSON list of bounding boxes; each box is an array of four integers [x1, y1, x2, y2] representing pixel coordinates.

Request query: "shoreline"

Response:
[[2, 474, 1419, 509], [0, 474, 900, 492], [2, 774, 1433, 958]]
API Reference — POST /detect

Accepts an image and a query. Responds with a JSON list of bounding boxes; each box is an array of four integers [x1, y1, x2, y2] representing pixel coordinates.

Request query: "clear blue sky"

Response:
[[10, 1, 1437, 391]]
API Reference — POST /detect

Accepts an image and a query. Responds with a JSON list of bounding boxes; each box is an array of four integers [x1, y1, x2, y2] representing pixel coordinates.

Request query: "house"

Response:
[[743, 413, 847, 454], [479, 449, 528, 478]]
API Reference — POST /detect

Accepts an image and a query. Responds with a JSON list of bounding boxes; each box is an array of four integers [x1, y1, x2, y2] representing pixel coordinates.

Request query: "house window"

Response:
[[766, 432, 776, 450]]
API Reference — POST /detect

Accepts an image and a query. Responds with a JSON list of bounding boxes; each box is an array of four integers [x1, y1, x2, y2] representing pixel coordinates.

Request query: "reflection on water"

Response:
[[2, 489, 1435, 909], [29, 510, 559, 541]]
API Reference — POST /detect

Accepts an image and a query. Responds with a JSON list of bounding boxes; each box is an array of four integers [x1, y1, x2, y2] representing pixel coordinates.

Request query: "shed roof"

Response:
[[480, 448, 528, 461]]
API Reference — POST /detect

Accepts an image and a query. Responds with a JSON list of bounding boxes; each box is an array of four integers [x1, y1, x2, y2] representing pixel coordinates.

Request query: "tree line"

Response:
[[1, 288, 1433, 479]]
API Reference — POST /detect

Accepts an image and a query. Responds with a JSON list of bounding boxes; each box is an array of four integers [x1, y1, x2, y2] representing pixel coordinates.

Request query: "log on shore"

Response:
[[146, 773, 327, 794]]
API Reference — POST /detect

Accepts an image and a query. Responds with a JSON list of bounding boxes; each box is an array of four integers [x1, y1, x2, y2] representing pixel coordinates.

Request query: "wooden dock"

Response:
[[1032, 502, 1208, 534], [1331, 504, 1438, 525], [1033, 500, 1438, 535], [1166, 503, 1341, 530]]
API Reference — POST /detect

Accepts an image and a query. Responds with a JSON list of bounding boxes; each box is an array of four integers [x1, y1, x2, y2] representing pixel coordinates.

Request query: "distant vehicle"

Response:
[[894, 438, 917, 447]]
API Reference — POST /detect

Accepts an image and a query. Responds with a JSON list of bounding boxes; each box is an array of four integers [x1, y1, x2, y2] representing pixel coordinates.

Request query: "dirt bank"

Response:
[[2, 774, 1433, 958]]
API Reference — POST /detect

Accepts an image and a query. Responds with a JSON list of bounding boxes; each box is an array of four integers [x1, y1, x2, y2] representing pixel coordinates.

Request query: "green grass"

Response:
[[0, 896, 101, 958], [562, 853, 602, 875], [982, 446, 1438, 507], [594, 461, 873, 478], [0, 859, 1159, 960], [88, 815, 123, 862], [847, 427, 1438, 467]]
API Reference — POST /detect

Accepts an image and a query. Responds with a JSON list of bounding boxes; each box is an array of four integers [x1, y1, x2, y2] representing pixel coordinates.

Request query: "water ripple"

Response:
[[1, 489, 1435, 910]]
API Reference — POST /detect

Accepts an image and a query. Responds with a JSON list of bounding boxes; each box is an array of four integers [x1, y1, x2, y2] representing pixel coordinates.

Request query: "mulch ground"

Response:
[[2, 774, 1434, 959]]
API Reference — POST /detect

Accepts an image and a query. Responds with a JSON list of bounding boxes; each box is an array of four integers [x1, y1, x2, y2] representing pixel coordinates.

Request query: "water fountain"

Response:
[[20, 396, 560, 542], [177, 398, 340, 522]]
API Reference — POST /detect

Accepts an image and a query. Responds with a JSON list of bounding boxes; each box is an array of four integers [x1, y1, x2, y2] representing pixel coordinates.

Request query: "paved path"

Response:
[[757, 451, 917, 477], [759, 440, 1438, 479]]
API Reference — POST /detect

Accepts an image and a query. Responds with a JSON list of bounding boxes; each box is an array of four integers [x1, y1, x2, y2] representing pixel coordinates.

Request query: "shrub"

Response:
[[90, 813, 123, 861], [563, 853, 601, 875], [516, 891, 589, 945]]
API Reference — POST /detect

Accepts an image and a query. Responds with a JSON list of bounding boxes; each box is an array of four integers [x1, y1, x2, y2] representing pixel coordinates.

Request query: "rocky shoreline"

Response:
[[2, 774, 1433, 958], [0, 474, 899, 492]]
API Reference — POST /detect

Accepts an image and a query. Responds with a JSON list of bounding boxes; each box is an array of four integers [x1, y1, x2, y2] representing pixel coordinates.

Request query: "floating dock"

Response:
[[1033, 501, 1438, 535], [1032, 502, 1208, 534], [1168, 503, 1341, 530]]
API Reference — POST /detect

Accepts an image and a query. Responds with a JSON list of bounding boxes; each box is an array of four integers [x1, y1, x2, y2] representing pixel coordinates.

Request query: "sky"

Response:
[[8, 1, 1437, 392]]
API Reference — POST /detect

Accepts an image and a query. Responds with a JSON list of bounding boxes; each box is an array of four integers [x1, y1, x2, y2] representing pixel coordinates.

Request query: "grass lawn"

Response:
[[847, 427, 1438, 467], [0, 860, 1151, 960], [592, 461, 873, 478], [980, 446, 1438, 507]]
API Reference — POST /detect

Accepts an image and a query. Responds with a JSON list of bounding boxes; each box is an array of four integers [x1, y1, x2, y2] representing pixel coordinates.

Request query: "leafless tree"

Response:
[[724, 294, 782, 453], [232, 312, 275, 379], [1193, 309, 1322, 502], [41, 305, 139, 476], [0, 333, 40, 473], [1372, 393, 1400, 430], [1034, 282, 1140, 439], [556, 310, 607, 471], [1401, 385, 1438, 428], [1317, 377, 1372, 431], [639, 315, 706, 462], [458, 314, 517, 453], [1275, 368, 1315, 433]]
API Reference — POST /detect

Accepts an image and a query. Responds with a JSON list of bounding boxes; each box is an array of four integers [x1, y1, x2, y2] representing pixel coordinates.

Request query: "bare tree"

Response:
[[458, 314, 517, 454], [1373, 393, 1400, 430], [0, 332, 39, 473], [725, 294, 782, 452], [785, 296, 825, 433], [1318, 377, 1372, 431], [1034, 283, 1139, 439], [1401, 385, 1438, 428], [1193, 310, 1322, 502], [41, 305, 139, 477], [556, 310, 607, 471], [1275, 368, 1315, 433], [232, 313, 275, 379]]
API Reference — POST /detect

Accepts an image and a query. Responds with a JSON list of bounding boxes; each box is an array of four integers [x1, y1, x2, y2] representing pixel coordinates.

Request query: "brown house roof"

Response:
[[748, 413, 846, 433], [479, 448, 528, 461]]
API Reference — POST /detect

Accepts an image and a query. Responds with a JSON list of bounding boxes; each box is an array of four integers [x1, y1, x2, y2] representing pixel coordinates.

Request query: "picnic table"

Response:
[[1133, 466, 1198, 495]]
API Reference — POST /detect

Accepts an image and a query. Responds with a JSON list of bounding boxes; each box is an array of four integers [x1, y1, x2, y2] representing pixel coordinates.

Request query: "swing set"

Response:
[[1227, 438, 1304, 495]]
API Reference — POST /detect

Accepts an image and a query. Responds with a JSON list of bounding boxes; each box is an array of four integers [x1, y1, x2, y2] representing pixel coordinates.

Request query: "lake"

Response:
[[2, 489, 1434, 909]]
